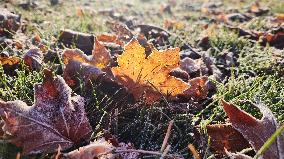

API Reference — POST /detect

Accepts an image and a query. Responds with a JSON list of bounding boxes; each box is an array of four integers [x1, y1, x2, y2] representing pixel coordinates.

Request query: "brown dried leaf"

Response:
[[183, 76, 209, 100], [63, 52, 132, 103], [23, 48, 43, 71], [164, 19, 185, 30], [112, 38, 189, 103], [222, 100, 284, 159], [0, 69, 92, 155], [97, 34, 124, 47], [64, 138, 140, 159], [225, 26, 284, 49], [249, 2, 269, 16], [65, 139, 115, 159], [63, 38, 111, 69], [58, 29, 94, 54], [0, 9, 21, 37], [207, 124, 250, 156]]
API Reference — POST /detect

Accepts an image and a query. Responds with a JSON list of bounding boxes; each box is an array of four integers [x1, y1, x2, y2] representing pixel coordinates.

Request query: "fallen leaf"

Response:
[[273, 13, 284, 23], [201, 2, 222, 15], [160, 4, 172, 14], [169, 68, 190, 81], [222, 100, 284, 159], [14, 41, 23, 49], [0, 69, 92, 155], [107, 22, 133, 43], [97, 34, 124, 46], [223, 13, 252, 23], [164, 19, 185, 30], [225, 25, 284, 49], [259, 27, 284, 49], [63, 38, 111, 69], [183, 76, 209, 101], [206, 124, 250, 156], [0, 56, 20, 66], [64, 138, 115, 159], [0, 52, 20, 76], [58, 29, 94, 54], [23, 48, 43, 71], [63, 54, 132, 104], [0, 9, 21, 37], [180, 57, 211, 78], [64, 138, 140, 159], [249, 2, 269, 16], [76, 7, 85, 17], [112, 38, 189, 103]]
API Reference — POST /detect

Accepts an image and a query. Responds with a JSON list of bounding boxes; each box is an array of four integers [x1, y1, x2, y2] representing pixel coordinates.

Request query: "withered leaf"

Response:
[[183, 76, 209, 101], [97, 34, 124, 47], [64, 138, 139, 159], [63, 53, 132, 104], [0, 56, 20, 66], [58, 29, 94, 54], [112, 38, 189, 103], [164, 19, 185, 30], [0, 69, 92, 155], [23, 48, 43, 71], [0, 9, 21, 37], [206, 124, 250, 156], [222, 100, 284, 159], [0, 53, 20, 76], [63, 38, 111, 69], [225, 25, 284, 49], [248, 2, 269, 16], [65, 138, 115, 159]]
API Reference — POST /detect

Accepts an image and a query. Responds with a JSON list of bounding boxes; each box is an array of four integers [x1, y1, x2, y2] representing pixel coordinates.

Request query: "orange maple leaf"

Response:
[[111, 39, 189, 103]]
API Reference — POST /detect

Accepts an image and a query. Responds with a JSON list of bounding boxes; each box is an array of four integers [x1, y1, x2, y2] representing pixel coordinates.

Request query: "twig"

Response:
[[16, 153, 20, 159], [54, 145, 62, 159], [188, 144, 201, 159], [160, 120, 174, 152], [160, 145, 171, 159], [114, 148, 182, 158]]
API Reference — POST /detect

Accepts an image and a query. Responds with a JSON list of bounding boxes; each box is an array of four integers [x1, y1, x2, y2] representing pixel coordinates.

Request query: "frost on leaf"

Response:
[[111, 38, 189, 103], [222, 100, 284, 159], [65, 138, 115, 159], [0, 69, 92, 155], [97, 34, 124, 47], [64, 138, 139, 159], [63, 38, 111, 69], [183, 76, 209, 100], [206, 124, 250, 155], [62, 48, 131, 103], [23, 48, 43, 71]]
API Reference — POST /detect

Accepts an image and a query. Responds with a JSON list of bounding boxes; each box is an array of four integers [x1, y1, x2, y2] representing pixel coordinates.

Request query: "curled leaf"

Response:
[[63, 38, 111, 69], [0, 9, 21, 37], [23, 48, 43, 71], [183, 76, 209, 100], [58, 29, 94, 54], [65, 138, 115, 159], [222, 100, 284, 159]]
